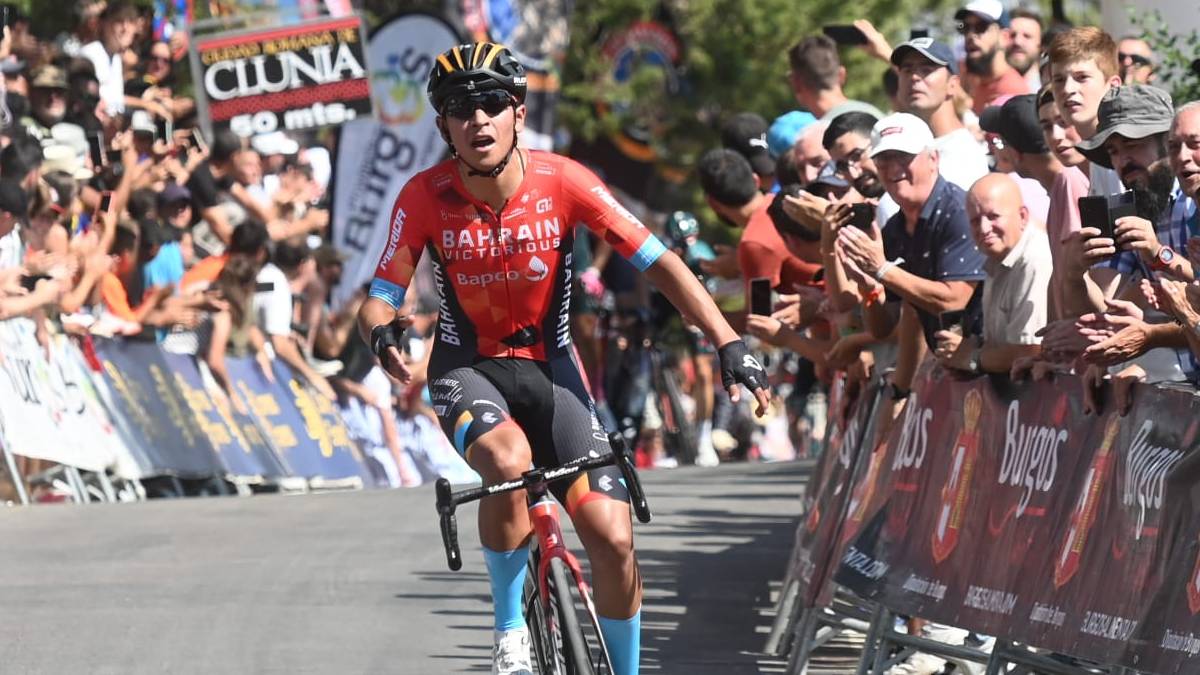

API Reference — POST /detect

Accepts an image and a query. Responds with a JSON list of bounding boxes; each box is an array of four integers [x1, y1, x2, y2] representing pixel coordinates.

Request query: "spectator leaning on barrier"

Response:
[[891, 38, 990, 191], [935, 173, 1050, 374], [1117, 36, 1156, 86], [956, 0, 1030, 114], [1007, 7, 1044, 92], [787, 35, 885, 121], [836, 113, 986, 420]]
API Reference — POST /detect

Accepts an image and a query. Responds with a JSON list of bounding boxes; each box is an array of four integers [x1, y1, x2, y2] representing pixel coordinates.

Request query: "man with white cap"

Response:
[[891, 37, 990, 191], [251, 130, 300, 202], [836, 112, 986, 427], [955, 0, 1030, 113]]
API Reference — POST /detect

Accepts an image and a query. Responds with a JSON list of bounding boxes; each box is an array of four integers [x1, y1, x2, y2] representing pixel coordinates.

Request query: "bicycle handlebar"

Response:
[[433, 433, 653, 571]]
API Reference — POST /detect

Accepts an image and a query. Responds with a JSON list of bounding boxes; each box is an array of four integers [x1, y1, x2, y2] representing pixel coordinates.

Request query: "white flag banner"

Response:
[[331, 13, 459, 310], [0, 320, 122, 472]]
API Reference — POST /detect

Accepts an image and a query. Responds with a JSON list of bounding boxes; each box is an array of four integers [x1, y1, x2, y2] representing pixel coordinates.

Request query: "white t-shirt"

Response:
[[0, 226, 22, 270], [1089, 163, 1124, 196], [933, 128, 990, 192], [80, 41, 125, 114], [254, 263, 292, 337]]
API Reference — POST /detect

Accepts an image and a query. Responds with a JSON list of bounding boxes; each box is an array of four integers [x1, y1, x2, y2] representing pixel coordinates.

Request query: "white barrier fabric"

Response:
[[0, 320, 124, 472]]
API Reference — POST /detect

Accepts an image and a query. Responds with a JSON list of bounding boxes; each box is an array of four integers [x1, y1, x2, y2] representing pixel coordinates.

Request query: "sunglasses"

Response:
[[442, 90, 513, 120], [1118, 52, 1153, 68], [956, 19, 994, 35]]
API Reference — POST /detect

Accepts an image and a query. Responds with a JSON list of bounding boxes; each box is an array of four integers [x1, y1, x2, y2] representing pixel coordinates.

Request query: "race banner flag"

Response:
[[330, 13, 459, 310], [191, 14, 373, 138]]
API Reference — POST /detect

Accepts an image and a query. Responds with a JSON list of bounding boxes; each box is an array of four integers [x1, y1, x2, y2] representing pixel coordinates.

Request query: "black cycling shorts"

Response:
[[428, 354, 630, 515]]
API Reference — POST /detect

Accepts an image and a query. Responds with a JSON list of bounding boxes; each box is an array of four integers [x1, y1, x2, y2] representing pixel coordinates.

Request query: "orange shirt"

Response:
[[99, 273, 140, 322], [969, 67, 1030, 116], [737, 203, 822, 297], [179, 254, 228, 295]]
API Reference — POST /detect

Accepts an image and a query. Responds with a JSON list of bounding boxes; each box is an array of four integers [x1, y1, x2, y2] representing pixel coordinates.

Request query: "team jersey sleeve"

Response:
[[369, 180, 429, 310], [561, 160, 666, 272]]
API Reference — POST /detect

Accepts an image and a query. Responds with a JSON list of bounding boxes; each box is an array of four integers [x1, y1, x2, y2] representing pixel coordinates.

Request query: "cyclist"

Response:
[[357, 42, 770, 675]]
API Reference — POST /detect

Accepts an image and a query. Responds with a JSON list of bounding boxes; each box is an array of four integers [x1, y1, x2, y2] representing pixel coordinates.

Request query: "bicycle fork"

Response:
[[527, 482, 613, 670]]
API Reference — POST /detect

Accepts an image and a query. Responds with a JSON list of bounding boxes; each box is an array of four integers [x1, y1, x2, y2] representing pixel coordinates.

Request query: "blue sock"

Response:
[[482, 545, 529, 631], [598, 609, 641, 675]]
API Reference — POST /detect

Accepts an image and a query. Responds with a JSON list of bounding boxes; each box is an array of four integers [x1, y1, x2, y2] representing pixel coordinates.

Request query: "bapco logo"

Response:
[[526, 255, 549, 282]]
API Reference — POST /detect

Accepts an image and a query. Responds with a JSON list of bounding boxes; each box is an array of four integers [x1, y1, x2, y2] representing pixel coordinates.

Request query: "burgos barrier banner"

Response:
[[834, 368, 1200, 669], [193, 15, 374, 139]]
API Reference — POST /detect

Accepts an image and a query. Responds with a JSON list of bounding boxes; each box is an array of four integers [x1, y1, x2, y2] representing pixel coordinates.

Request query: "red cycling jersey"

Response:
[[369, 150, 666, 361]]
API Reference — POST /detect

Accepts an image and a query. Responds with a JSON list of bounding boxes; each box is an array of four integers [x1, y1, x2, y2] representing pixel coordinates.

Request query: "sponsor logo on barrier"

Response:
[[999, 397, 1067, 519], [892, 393, 932, 472], [932, 389, 982, 563], [1124, 420, 1185, 540], [1055, 415, 1120, 588]]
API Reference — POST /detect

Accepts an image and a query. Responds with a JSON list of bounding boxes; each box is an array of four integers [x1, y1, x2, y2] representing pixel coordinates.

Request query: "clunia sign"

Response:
[[192, 15, 374, 138]]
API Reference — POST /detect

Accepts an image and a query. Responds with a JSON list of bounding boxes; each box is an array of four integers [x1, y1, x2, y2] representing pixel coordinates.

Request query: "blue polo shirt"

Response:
[[882, 176, 987, 348]]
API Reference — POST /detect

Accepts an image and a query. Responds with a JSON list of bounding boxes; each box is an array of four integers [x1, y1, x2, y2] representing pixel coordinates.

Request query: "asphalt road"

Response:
[[0, 460, 811, 674]]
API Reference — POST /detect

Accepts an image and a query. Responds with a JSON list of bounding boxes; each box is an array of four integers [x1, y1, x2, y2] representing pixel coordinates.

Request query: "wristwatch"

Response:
[[967, 346, 982, 375], [889, 383, 910, 400], [1153, 245, 1176, 270]]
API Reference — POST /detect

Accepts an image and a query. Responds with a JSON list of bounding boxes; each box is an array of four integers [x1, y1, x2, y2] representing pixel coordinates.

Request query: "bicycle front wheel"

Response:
[[549, 557, 596, 675], [525, 552, 598, 675]]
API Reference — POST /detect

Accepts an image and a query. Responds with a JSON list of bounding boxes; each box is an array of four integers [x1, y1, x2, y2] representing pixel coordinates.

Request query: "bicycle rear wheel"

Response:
[[524, 551, 598, 675]]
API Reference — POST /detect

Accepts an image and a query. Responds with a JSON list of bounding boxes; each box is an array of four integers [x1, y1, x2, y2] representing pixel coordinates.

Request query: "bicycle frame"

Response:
[[527, 481, 613, 668]]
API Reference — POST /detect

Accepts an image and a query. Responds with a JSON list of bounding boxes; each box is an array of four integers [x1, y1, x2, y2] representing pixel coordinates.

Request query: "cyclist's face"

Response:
[[440, 91, 526, 169]]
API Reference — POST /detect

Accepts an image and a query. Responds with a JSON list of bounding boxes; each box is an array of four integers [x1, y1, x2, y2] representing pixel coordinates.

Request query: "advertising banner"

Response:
[[0, 320, 120, 472], [161, 352, 288, 480], [228, 356, 368, 480], [193, 14, 373, 138], [330, 13, 459, 309], [92, 338, 226, 478], [833, 369, 1200, 668]]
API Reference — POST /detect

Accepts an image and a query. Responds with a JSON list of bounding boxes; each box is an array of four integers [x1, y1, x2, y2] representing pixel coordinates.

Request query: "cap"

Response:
[[29, 65, 67, 90], [721, 112, 775, 177], [767, 111, 817, 158], [0, 57, 26, 76], [314, 244, 349, 267], [979, 94, 1048, 154], [157, 182, 192, 208], [42, 144, 94, 181], [890, 38, 959, 75], [955, 0, 1009, 28], [1075, 85, 1174, 168], [805, 160, 851, 192], [869, 113, 935, 158], [0, 180, 29, 217], [251, 131, 300, 156], [130, 110, 156, 135]]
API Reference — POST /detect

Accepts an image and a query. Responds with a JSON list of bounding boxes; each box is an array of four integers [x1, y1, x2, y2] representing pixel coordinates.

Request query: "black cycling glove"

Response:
[[717, 339, 768, 394], [370, 319, 408, 365]]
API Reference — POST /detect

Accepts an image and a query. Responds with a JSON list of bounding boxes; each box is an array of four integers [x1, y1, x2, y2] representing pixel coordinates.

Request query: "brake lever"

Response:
[[609, 432, 652, 524], [435, 478, 462, 571]]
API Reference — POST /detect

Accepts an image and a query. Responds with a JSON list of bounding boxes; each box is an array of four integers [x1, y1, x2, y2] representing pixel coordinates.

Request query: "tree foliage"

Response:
[[1130, 9, 1200, 106]]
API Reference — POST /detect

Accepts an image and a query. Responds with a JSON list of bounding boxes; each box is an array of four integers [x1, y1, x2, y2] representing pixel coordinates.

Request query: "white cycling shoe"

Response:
[[492, 627, 533, 675]]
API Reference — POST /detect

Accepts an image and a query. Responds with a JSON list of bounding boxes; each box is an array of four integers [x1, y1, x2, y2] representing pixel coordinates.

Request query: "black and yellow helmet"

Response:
[[427, 42, 528, 114]]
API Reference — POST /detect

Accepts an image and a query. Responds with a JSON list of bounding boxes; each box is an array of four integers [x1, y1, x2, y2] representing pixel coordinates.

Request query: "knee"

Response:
[[585, 522, 635, 569], [467, 427, 532, 480]]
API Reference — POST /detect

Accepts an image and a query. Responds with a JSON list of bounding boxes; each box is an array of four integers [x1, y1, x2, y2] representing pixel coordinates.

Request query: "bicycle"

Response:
[[435, 432, 653, 675]]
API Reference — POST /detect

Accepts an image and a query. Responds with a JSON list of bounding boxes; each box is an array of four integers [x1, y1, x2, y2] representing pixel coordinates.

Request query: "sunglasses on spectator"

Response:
[[956, 19, 994, 35], [1118, 52, 1153, 68], [441, 90, 514, 120]]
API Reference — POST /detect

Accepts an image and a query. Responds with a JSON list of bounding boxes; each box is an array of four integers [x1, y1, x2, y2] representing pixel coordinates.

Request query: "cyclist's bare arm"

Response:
[[644, 252, 770, 414]]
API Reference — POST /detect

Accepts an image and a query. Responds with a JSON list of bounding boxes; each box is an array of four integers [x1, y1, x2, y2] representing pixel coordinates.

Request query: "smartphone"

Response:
[[848, 203, 876, 231], [191, 128, 208, 154], [938, 310, 966, 334], [910, 28, 930, 40], [255, 281, 276, 293], [156, 116, 174, 145], [822, 24, 868, 46], [1078, 195, 1114, 241], [19, 274, 50, 292], [749, 277, 773, 316], [1109, 190, 1137, 223], [88, 132, 106, 168], [99, 191, 113, 213], [1, 6, 9, 30]]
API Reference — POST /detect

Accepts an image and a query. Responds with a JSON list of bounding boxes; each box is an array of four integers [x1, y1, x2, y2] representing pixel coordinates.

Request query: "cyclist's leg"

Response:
[[429, 366, 532, 634], [539, 356, 642, 675]]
